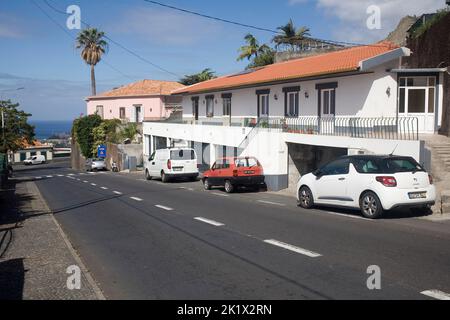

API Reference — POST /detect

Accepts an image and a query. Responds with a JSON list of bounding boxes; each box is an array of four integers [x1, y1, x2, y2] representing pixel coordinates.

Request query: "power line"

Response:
[[142, 0, 392, 48], [30, 0, 135, 82], [42, 0, 181, 79]]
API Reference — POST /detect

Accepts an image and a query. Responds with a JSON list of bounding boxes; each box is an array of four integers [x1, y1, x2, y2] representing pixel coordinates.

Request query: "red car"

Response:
[[202, 156, 265, 193]]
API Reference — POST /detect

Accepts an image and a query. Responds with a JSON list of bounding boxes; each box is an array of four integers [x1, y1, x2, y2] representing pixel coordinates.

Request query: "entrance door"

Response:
[[135, 105, 143, 123], [398, 76, 436, 133]]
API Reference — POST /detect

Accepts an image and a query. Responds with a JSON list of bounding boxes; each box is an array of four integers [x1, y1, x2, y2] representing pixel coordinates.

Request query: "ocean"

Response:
[[30, 120, 73, 140]]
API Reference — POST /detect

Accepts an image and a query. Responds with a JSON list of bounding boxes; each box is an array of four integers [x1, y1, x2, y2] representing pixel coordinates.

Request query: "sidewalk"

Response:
[[0, 178, 104, 300]]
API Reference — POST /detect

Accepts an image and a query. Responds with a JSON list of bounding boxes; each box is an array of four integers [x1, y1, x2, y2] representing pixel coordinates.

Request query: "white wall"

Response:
[[181, 62, 398, 120]]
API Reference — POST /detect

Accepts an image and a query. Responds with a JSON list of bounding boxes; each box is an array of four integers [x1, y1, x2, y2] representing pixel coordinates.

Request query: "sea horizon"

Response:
[[30, 120, 73, 140]]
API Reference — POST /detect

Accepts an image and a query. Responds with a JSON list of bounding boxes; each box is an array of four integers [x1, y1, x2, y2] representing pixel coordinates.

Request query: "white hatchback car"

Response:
[[144, 148, 199, 182], [297, 155, 436, 219]]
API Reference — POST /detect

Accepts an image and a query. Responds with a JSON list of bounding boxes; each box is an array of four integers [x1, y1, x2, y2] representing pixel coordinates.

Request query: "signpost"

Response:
[[97, 144, 107, 158]]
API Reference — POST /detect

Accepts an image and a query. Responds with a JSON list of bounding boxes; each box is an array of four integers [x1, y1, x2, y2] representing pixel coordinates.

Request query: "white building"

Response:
[[143, 42, 446, 191]]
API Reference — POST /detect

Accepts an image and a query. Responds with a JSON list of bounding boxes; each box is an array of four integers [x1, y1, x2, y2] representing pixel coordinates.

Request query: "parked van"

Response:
[[144, 148, 199, 182], [23, 155, 46, 165]]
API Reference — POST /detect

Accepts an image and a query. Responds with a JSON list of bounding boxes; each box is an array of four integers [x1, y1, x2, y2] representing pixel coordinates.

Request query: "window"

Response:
[[287, 92, 299, 117], [320, 158, 349, 175], [119, 107, 126, 119], [321, 89, 335, 116], [96, 105, 104, 119], [191, 97, 199, 120], [259, 94, 269, 117], [234, 157, 259, 168], [170, 149, 195, 160], [398, 76, 436, 114], [352, 157, 424, 174], [206, 96, 214, 117], [223, 97, 231, 116]]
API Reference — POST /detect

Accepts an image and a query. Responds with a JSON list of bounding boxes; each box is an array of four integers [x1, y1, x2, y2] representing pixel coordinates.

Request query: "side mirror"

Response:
[[314, 169, 323, 178]]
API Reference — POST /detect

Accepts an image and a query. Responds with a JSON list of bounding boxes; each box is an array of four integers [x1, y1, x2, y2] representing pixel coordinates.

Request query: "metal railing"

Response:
[[265, 116, 419, 140]]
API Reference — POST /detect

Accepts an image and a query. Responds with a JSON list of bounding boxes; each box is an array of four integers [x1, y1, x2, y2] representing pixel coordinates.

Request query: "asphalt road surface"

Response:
[[12, 159, 450, 300]]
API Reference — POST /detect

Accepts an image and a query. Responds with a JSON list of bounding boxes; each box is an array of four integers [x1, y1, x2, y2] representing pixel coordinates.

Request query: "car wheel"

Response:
[[298, 186, 314, 209], [41, 161, 45, 164], [145, 169, 152, 181], [360, 191, 383, 219], [161, 171, 169, 183], [203, 178, 211, 190], [224, 180, 234, 193]]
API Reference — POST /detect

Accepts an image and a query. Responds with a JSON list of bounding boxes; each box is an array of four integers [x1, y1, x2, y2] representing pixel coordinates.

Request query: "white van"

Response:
[[145, 148, 199, 182], [23, 154, 46, 165]]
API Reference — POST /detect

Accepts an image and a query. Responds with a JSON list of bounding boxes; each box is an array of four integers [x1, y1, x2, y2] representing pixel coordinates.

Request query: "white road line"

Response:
[[68, 173, 75, 176], [35, 176, 42, 179], [263, 239, 322, 258], [91, 183, 97, 186], [421, 290, 450, 300], [257, 200, 286, 206], [46, 175, 53, 178], [100, 187, 108, 190], [113, 191, 122, 195], [155, 205, 173, 211], [76, 178, 81, 181], [130, 197, 143, 202], [212, 192, 229, 197], [324, 211, 374, 221], [57, 174, 64, 177], [83, 181, 88, 183], [194, 217, 225, 227]]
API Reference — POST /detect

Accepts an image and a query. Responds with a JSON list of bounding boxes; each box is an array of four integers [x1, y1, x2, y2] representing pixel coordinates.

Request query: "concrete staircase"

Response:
[[422, 134, 450, 214]]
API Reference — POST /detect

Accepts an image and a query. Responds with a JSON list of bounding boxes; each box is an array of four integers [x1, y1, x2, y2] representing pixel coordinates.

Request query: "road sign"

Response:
[[97, 144, 107, 158]]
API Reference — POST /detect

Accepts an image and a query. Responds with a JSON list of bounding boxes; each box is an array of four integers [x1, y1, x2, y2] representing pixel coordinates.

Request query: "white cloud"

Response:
[[112, 7, 223, 45], [288, 0, 309, 5], [291, 0, 446, 43], [0, 13, 24, 38]]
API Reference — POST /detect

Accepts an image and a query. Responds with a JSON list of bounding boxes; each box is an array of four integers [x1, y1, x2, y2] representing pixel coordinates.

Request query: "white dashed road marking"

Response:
[[155, 205, 173, 211], [35, 177, 42, 180], [68, 173, 75, 176], [91, 183, 97, 186], [212, 192, 229, 197], [257, 200, 286, 206], [57, 174, 64, 177], [421, 290, 450, 300], [194, 217, 225, 227], [83, 181, 88, 183], [130, 197, 143, 202], [113, 191, 122, 195], [324, 211, 374, 221], [100, 187, 108, 190], [46, 175, 53, 178], [263, 239, 322, 258]]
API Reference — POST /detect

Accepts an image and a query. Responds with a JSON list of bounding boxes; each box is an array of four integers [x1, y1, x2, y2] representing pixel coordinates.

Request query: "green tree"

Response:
[[247, 46, 275, 69], [0, 100, 35, 153], [91, 119, 121, 155], [179, 68, 216, 86], [272, 19, 310, 51], [76, 28, 108, 96], [237, 34, 271, 62], [73, 114, 102, 158], [120, 123, 138, 142]]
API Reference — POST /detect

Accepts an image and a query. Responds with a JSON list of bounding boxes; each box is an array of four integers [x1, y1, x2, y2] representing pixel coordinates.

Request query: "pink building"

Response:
[[86, 80, 185, 122]]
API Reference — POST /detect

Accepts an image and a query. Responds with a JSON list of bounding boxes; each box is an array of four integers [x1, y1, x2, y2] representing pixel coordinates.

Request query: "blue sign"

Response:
[[97, 144, 107, 158]]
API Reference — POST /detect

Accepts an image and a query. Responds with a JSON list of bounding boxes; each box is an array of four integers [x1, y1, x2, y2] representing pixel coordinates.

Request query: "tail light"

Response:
[[233, 169, 238, 177], [428, 174, 433, 185], [167, 159, 172, 170], [376, 176, 397, 187]]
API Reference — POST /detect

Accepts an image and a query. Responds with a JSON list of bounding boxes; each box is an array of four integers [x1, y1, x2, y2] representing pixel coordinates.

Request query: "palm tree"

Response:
[[76, 28, 108, 96], [180, 68, 216, 86], [237, 34, 270, 61], [272, 19, 311, 51]]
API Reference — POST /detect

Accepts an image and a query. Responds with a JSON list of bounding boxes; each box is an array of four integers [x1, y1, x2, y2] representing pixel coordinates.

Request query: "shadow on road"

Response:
[[0, 258, 25, 300]]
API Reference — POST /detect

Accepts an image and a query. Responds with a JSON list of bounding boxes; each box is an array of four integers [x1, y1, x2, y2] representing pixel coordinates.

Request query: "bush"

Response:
[[73, 114, 102, 158]]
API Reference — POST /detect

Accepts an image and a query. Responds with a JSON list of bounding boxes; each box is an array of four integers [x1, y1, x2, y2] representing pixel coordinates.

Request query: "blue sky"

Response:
[[0, 0, 445, 120]]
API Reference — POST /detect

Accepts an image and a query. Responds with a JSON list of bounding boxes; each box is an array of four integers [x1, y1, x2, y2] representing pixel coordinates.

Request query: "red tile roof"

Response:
[[172, 42, 398, 95], [89, 79, 185, 99]]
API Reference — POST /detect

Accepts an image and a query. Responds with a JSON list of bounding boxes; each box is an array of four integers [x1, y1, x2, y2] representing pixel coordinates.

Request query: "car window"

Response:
[[235, 159, 246, 167], [352, 159, 381, 173], [247, 158, 258, 167], [149, 152, 155, 161], [384, 158, 423, 173], [170, 149, 195, 160], [320, 158, 349, 175], [222, 159, 230, 169]]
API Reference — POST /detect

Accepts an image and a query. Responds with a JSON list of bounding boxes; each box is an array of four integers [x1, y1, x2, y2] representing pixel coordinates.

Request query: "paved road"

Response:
[[12, 159, 450, 299]]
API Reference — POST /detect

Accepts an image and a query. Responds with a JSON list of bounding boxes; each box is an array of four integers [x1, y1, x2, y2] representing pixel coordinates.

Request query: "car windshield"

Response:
[[234, 158, 259, 168], [352, 157, 424, 174], [170, 149, 195, 160]]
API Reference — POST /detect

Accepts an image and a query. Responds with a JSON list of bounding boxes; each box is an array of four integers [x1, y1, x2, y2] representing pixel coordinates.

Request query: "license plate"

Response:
[[244, 170, 254, 174], [408, 192, 426, 199], [173, 167, 183, 172]]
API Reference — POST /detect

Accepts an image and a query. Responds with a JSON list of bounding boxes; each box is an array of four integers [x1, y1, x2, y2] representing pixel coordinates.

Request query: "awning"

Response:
[[389, 68, 448, 73]]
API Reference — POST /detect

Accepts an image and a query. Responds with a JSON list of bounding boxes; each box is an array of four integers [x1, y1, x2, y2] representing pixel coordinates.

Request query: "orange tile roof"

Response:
[[172, 42, 398, 95], [90, 79, 185, 99]]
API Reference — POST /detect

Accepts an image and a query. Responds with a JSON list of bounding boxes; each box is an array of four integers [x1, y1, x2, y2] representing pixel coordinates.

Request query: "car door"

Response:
[[148, 151, 158, 175], [314, 158, 350, 204], [208, 161, 220, 185]]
